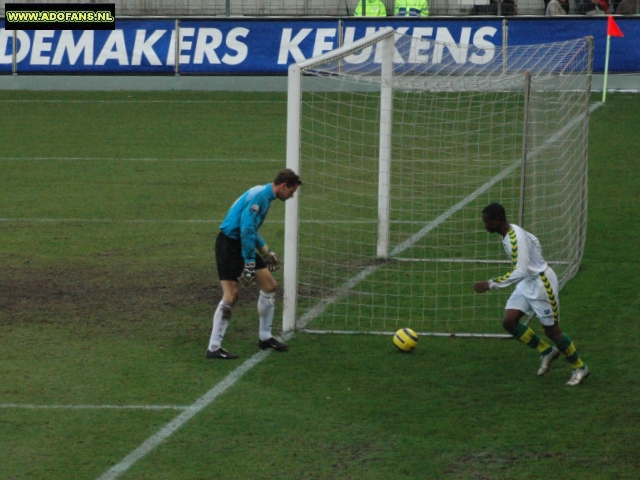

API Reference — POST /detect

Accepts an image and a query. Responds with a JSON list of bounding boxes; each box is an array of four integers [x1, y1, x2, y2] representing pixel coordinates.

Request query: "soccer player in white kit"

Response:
[[474, 203, 590, 386]]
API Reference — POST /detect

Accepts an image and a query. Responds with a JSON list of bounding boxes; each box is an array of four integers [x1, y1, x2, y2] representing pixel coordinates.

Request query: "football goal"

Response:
[[282, 27, 593, 337]]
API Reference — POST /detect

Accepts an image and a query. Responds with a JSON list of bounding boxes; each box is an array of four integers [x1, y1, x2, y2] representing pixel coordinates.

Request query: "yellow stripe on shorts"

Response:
[[540, 272, 559, 323]]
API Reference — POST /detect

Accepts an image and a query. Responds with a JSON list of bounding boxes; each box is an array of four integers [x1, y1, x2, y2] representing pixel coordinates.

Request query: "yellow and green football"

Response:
[[393, 328, 419, 353]]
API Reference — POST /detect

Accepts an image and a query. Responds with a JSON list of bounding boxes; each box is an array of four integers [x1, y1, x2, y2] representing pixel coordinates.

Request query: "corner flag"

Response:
[[607, 16, 624, 38], [603, 16, 624, 102]]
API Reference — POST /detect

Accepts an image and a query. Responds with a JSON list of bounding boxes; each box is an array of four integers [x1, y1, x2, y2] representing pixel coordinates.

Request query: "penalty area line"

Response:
[[0, 404, 189, 410], [0, 99, 287, 104], [0, 157, 284, 162], [96, 349, 271, 480], [0, 218, 417, 225], [0, 218, 224, 224]]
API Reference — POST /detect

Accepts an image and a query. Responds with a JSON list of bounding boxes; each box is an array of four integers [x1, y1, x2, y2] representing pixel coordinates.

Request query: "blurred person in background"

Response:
[[615, 0, 638, 13], [586, 0, 610, 13], [354, 0, 388, 15], [394, 0, 429, 16], [546, 0, 568, 14]]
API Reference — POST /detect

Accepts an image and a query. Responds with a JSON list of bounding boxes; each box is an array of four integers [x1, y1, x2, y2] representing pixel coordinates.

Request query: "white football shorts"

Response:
[[505, 267, 559, 326]]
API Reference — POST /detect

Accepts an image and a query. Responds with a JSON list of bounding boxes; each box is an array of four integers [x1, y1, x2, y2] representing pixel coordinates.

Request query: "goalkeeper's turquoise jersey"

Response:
[[220, 183, 276, 263]]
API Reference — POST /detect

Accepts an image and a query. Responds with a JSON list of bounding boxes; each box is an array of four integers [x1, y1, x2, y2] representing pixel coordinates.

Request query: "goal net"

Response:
[[282, 28, 593, 337]]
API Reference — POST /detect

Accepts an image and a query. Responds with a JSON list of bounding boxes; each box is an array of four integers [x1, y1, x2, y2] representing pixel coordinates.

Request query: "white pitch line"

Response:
[[96, 349, 271, 480], [0, 157, 283, 162], [0, 100, 287, 104], [301, 329, 511, 339], [0, 218, 224, 224], [0, 404, 188, 410], [393, 257, 569, 265], [0, 218, 424, 225]]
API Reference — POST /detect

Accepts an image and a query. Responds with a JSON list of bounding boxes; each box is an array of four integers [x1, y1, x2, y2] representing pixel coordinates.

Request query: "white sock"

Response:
[[258, 290, 276, 341], [208, 301, 232, 351]]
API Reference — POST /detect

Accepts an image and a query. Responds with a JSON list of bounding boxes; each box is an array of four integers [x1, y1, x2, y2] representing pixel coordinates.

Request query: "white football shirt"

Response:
[[489, 224, 548, 289]]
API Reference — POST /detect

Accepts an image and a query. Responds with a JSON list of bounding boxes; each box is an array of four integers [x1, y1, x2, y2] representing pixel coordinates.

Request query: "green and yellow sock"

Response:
[[556, 333, 585, 369], [511, 323, 553, 354]]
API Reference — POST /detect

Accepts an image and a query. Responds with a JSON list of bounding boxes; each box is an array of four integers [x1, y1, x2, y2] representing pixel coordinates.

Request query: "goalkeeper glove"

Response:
[[238, 262, 256, 286], [257, 245, 280, 272]]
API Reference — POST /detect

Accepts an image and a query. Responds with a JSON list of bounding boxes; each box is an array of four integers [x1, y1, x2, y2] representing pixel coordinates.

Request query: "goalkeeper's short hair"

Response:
[[274, 168, 302, 188]]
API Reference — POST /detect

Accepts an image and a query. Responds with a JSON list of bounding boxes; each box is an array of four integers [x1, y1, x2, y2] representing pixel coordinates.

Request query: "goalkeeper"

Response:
[[473, 203, 589, 386], [206, 168, 302, 360]]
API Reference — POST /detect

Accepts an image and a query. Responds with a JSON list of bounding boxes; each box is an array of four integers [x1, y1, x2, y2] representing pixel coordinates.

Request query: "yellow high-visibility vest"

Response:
[[354, 0, 388, 16], [394, 0, 429, 16]]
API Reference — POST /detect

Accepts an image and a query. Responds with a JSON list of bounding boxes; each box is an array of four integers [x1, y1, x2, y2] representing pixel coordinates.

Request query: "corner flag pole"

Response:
[[603, 16, 624, 103], [603, 33, 612, 103]]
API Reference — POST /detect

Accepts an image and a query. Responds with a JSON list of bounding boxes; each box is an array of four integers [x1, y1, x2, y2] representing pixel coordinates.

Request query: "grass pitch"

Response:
[[0, 91, 639, 479]]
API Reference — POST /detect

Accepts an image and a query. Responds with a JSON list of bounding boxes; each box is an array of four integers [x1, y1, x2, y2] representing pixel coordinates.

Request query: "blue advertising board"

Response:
[[0, 20, 13, 73], [4, 19, 175, 73], [342, 18, 504, 75], [179, 19, 338, 74], [507, 17, 639, 73], [0, 17, 638, 74]]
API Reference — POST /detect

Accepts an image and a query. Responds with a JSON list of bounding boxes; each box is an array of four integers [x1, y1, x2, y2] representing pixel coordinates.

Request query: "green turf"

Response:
[[0, 91, 638, 479]]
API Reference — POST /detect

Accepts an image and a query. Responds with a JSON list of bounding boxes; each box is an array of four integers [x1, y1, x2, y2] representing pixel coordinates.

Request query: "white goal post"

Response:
[[283, 28, 593, 337]]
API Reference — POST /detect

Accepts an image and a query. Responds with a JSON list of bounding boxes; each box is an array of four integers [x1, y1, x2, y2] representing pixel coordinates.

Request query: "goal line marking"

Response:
[[0, 404, 188, 410], [300, 329, 512, 339], [96, 349, 271, 480], [392, 257, 570, 265]]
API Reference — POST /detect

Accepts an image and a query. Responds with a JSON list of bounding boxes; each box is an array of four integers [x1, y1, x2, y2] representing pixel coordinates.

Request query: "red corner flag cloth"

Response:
[[607, 16, 624, 37]]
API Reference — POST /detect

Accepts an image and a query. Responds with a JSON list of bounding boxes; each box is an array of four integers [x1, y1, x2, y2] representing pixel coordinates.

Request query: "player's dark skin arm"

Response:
[[473, 213, 509, 294], [473, 280, 491, 293]]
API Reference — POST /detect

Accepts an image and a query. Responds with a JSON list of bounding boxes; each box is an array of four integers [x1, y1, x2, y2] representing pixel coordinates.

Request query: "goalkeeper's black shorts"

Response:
[[215, 231, 267, 282]]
